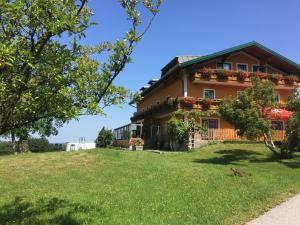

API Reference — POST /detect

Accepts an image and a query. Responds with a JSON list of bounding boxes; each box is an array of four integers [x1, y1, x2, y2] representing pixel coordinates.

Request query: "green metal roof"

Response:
[[179, 41, 300, 70]]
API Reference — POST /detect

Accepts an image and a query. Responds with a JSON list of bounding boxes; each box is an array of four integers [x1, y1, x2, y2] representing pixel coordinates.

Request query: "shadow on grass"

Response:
[[193, 148, 300, 168], [193, 149, 262, 166], [0, 197, 101, 225], [250, 154, 300, 169]]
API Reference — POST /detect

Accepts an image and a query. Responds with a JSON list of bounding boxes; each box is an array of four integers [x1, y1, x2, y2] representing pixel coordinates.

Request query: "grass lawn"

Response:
[[0, 144, 300, 225]]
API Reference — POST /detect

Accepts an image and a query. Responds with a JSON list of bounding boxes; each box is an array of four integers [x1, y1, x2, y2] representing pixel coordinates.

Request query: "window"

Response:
[[237, 63, 248, 72], [271, 121, 284, 130], [202, 119, 219, 129], [203, 89, 215, 99], [275, 94, 280, 103], [217, 62, 231, 70], [253, 65, 266, 73]]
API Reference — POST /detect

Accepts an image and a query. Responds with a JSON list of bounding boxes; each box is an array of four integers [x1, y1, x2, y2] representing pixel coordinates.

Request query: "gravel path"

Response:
[[246, 194, 300, 225]]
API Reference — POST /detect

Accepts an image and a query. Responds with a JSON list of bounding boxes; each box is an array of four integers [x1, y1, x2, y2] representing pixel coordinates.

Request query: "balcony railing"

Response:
[[131, 97, 224, 120], [192, 68, 300, 87]]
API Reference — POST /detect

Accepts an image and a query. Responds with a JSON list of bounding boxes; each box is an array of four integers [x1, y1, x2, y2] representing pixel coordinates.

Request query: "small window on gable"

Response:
[[217, 62, 231, 70], [204, 89, 215, 99], [237, 64, 248, 72]]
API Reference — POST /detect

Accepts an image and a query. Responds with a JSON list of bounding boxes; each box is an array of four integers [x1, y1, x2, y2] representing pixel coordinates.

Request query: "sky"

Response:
[[48, 0, 300, 143]]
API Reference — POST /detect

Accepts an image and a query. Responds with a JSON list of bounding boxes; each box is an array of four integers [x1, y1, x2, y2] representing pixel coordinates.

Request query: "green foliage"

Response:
[[219, 77, 276, 139], [284, 96, 300, 152], [27, 137, 55, 152], [0, 141, 13, 154], [168, 110, 206, 146], [0, 0, 163, 135], [219, 77, 286, 156], [95, 127, 113, 148]]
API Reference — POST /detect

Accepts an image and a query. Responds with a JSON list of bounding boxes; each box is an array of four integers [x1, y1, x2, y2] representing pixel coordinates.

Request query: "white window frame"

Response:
[[216, 62, 232, 71], [203, 89, 216, 99], [236, 63, 248, 72]]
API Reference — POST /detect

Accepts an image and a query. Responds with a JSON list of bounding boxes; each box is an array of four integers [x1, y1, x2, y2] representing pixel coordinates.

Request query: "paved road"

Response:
[[246, 194, 300, 225]]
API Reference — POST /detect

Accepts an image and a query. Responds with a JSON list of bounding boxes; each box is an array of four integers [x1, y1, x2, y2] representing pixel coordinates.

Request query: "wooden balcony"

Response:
[[131, 97, 223, 121], [191, 69, 299, 90]]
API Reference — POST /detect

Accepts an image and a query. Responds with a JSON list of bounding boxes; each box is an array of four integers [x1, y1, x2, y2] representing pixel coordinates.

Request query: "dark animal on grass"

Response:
[[230, 168, 246, 177]]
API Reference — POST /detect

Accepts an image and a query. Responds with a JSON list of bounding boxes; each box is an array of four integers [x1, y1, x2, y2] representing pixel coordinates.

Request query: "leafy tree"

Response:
[[0, 0, 163, 135], [283, 96, 300, 152], [219, 77, 289, 157], [95, 127, 113, 148]]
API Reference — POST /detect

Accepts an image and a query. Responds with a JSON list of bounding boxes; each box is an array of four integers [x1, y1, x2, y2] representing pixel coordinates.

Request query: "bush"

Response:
[[0, 141, 13, 155], [95, 127, 113, 148], [28, 137, 55, 152]]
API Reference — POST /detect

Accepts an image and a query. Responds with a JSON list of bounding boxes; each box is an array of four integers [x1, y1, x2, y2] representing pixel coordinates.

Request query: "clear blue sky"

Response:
[[48, 0, 300, 143]]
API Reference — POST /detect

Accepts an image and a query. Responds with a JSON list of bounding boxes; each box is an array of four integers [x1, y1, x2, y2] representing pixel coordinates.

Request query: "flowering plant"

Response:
[[237, 71, 249, 80], [202, 98, 213, 109], [181, 97, 196, 107], [284, 75, 299, 84], [216, 69, 232, 80], [253, 71, 267, 79], [201, 67, 214, 79], [268, 74, 283, 83], [130, 138, 144, 146]]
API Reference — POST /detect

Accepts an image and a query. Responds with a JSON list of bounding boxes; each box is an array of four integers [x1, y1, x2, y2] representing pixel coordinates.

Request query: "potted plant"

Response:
[[253, 71, 267, 79], [181, 97, 196, 107], [201, 98, 213, 110], [130, 138, 144, 151], [284, 75, 299, 85], [216, 69, 231, 80], [236, 71, 249, 81], [201, 67, 214, 79], [268, 74, 283, 84]]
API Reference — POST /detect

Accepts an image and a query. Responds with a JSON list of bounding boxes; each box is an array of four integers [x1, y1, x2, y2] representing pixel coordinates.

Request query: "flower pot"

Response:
[[133, 145, 144, 151]]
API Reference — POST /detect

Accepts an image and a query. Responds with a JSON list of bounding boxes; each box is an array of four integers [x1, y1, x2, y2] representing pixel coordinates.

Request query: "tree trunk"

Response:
[[11, 131, 16, 153], [263, 132, 280, 156]]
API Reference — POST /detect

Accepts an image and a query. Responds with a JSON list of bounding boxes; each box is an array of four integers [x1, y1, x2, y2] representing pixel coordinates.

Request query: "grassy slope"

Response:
[[0, 144, 300, 225]]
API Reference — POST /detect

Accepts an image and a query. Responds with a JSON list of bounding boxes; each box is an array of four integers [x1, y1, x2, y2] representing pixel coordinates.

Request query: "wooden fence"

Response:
[[193, 128, 286, 141]]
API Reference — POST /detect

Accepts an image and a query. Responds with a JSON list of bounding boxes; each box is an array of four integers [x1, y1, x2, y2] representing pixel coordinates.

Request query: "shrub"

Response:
[[95, 127, 113, 148], [0, 141, 13, 154], [28, 137, 54, 152]]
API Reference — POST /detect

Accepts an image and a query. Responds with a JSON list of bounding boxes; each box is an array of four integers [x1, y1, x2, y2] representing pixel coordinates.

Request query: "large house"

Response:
[[114, 41, 300, 149]]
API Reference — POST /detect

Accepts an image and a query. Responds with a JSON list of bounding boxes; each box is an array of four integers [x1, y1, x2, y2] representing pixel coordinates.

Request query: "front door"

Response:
[[202, 119, 219, 140]]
